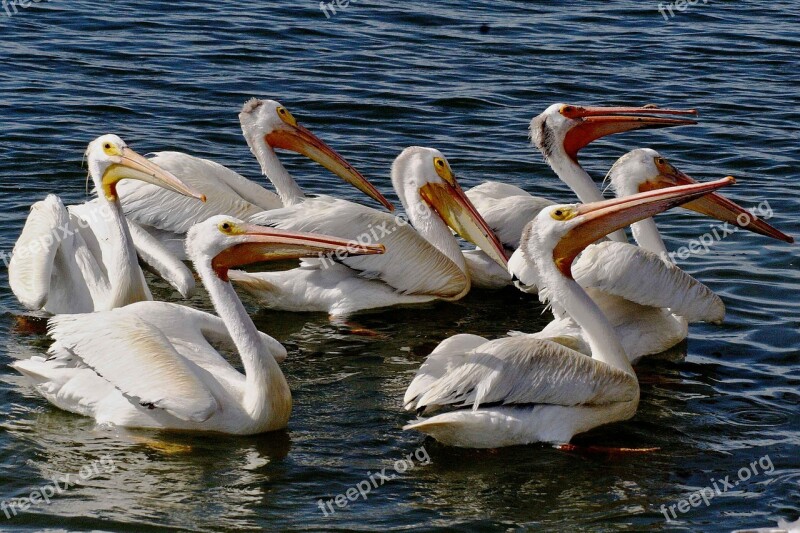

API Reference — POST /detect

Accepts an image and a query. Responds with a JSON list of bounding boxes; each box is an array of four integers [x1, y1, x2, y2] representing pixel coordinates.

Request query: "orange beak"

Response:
[[212, 223, 385, 280], [640, 159, 793, 243], [102, 147, 207, 203], [561, 105, 698, 161], [265, 123, 394, 211], [420, 178, 509, 269], [553, 176, 736, 277]]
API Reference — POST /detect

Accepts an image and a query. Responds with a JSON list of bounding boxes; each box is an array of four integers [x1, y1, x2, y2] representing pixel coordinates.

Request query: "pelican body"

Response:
[[464, 104, 701, 288], [9, 135, 207, 315], [118, 99, 393, 258], [404, 178, 736, 448], [229, 147, 509, 316], [511, 149, 792, 362], [11, 217, 384, 434]]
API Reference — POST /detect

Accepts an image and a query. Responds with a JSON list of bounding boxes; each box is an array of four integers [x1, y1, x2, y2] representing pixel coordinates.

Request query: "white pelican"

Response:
[[117, 99, 393, 257], [11, 216, 384, 434], [403, 177, 735, 448], [511, 149, 792, 361], [229, 147, 508, 316], [9, 135, 206, 315], [465, 104, 699, 287]]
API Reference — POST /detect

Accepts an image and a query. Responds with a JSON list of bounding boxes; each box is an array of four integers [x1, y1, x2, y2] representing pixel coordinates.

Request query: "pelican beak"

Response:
[[212, 223, 385, 279], [561, 105, 698, 161], [640, 160, 793, 243], [102, 147, 207, 203], [553, 176, 736, 277], [265, 123, 394, 211], [420, 178, 509, 269]]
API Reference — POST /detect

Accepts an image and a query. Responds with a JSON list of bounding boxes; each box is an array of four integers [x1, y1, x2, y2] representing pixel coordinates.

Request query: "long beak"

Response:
[[641, 164, 793, 243], [553, 177, 736, 277], [562, 105, 698, 161], [212, 223, 385, 279], [419, 180, 509, 269], [102, 147, 207, 203], [265, 124, 394, 211]]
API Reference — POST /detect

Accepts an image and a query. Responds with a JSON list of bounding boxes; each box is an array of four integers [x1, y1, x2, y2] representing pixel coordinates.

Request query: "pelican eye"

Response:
[[219, 221, 236, 234], [276, 106, 297, 127], [655, 157, 666, 165], [101, 142, 120, 156], [550, 207, 576, 221], [433, 156, 455, 183]]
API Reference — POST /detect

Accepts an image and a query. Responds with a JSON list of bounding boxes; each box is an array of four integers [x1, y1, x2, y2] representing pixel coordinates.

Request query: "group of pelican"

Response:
[[8, 99, 791, 448]]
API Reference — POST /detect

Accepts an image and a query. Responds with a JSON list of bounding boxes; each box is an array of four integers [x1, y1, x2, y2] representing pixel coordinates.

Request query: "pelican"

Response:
[[117, 99, 393, 257], [9, 135, 206, 315], [11, 216, 384, 434], [229, 147, 508, 316], [403, 177, 735, 448], [511, 149, 792, 362], [465, 104, 699, 287]]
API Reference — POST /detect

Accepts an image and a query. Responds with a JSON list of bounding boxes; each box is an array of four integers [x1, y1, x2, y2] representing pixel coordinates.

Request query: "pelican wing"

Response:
[[48, 306, 219, 422], [127, 220, 195, 298], [248, 198, 467, 298], [467, 182, 553, 249], [118, 152, 282, 234], [140, 302, 288, 365], [573, 241, 724, 323], [404, 334, 489, 410], [412, 335, 636, 413], [9, 195, 70, 310]]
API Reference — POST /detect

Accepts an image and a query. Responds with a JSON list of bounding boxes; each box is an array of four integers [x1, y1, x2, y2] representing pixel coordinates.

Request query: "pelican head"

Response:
[[522, 177, 736, 281], [238, 98, 393, 210], [606, 148, 793, 243], [86, 134, 207, 203], [391, 147, 508, 269], [530, 103, 698, 164], [186, 215, 385, 281]]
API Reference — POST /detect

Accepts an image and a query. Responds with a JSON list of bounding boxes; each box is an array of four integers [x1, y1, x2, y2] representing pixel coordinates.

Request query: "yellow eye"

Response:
[[219, 221, 236, 234], [550, 207, 576, 221], [102, 142, 119, 156], [276, 106, 297, 127], [433, 157, 455, 184]]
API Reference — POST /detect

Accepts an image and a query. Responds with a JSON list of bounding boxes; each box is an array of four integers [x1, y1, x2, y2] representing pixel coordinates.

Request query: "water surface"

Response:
[[0, 1, 798, 531]]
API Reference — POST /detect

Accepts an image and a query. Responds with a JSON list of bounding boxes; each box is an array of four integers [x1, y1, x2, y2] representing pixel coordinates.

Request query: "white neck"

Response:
[[548, 153, 629, 244], [396, 187, 467, 275], [195, 260, 291, 423], [631, 218, 670, 260], [539, 255, 634, 375], [98, 194, 150, 309], [246, 133, 305, 206]]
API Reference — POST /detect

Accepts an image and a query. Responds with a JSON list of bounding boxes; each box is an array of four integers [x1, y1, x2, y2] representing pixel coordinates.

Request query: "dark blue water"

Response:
[[0, 1, 798, 531]]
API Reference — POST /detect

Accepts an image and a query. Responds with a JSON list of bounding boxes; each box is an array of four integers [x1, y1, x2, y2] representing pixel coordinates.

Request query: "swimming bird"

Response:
[[403, 177, 735, 448], [465, 104, 698, 287], [11, 216, 385, 434], [9, 135, 206, 315], [118, 99, 393, 257], [511, 149, 792, 361], [229, 147, 508, 316]]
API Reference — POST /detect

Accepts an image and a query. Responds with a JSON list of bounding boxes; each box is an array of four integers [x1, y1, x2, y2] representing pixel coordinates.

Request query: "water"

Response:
[[0, 1, 798, 530]]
